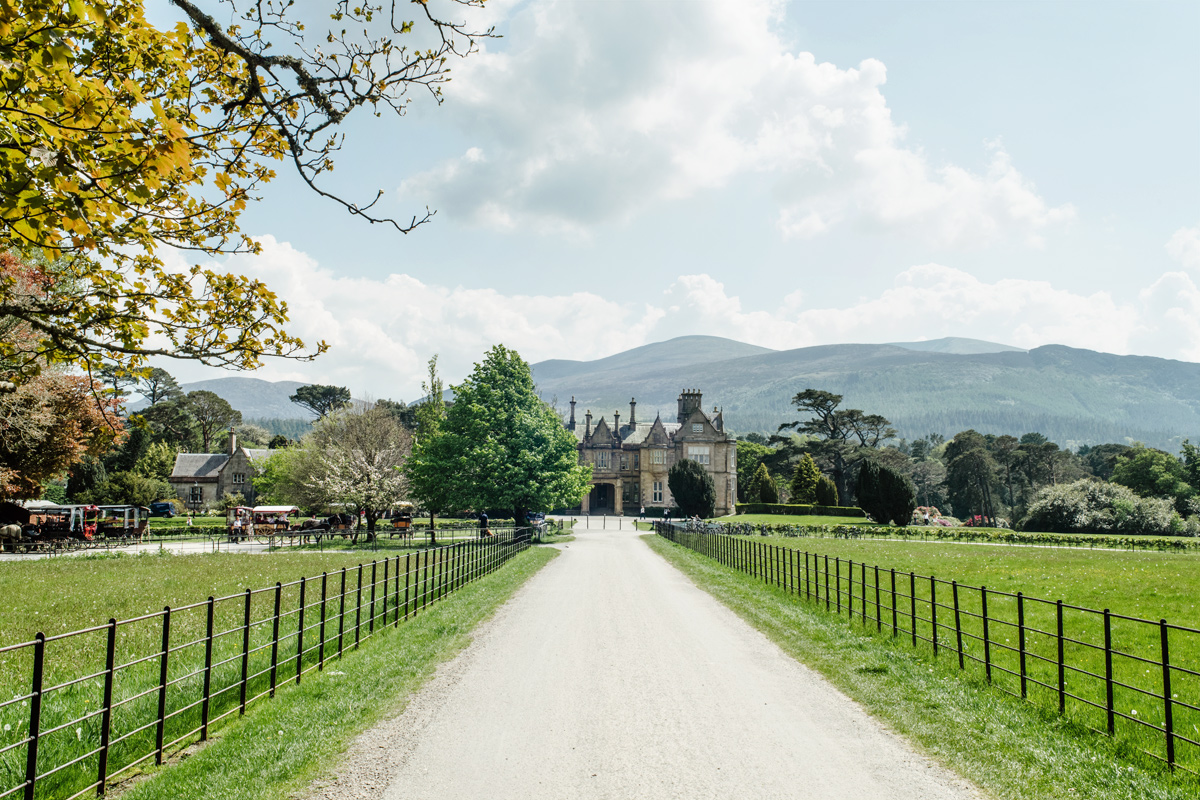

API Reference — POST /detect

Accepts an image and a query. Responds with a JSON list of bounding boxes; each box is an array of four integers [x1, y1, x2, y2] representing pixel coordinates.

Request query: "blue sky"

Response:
[[160, 0, 1200, 401]]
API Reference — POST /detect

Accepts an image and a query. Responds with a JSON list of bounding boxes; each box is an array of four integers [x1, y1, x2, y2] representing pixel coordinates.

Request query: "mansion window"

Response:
[[598, 451, 610, 469], [232, 472, 246, 485], [652, 481, 663, 503], [621, 456, 628, 470], [691, 423, 702, 432], [651, 450, 665, 465], [634, 453, 639, 469], [687, 445, 710, 465], [189, 486, 202, 504]]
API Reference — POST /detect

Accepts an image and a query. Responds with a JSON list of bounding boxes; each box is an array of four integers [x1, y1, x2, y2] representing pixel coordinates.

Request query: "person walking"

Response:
[[640, 506, 646, 520]]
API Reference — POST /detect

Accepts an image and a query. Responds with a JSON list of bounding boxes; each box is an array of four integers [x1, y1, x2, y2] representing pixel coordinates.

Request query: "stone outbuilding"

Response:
[[168, 430, 272, 509], [566, 389, 737, 516]]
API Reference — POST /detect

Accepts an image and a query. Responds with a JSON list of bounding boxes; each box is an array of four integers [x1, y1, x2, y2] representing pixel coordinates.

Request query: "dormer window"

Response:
[[691, 423, 702, 432]]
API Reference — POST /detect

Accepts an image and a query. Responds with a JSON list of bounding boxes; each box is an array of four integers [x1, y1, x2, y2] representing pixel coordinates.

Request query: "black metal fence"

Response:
[[657, 523, 1199, 778], [0, 529, 531, 799]]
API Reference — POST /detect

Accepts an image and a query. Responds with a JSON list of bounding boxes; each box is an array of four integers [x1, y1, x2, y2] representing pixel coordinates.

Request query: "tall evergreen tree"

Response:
[[789, 454, 821, 504], [668, 458, 716, 517]]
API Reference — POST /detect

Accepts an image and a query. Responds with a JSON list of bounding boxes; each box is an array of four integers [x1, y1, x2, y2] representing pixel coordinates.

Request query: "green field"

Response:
[[0, 536, 532, 799], [666, 530, 1200, 777], [648, 534, 1197, 800]]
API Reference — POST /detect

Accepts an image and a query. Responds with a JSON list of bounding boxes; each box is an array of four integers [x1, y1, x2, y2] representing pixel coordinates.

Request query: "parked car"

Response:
[[149, 501, 176, 518]]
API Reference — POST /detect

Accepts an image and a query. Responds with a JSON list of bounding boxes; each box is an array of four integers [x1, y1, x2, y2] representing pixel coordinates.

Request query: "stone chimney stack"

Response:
[[568, 397, 577, 431], [676, 389, 704, 423], [585, 410, 592, 437], [629, 397, 637, 426], [613, 410, 620, 435], [228, 427, 237, 455]]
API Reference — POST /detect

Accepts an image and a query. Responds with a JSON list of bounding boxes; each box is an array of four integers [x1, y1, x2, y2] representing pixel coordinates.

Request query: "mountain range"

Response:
[[528, 336, 1200, 450], [152, 337, 1200, 450]]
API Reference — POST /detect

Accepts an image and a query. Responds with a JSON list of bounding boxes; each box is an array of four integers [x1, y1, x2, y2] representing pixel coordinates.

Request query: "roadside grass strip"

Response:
[[0, 533, 536, 799], [117, 546, 556, 800], [646, 533, 1198, 800]]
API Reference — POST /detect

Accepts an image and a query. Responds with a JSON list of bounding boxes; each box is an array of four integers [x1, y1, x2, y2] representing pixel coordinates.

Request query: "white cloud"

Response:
[[1167, 223, 1200, 269], [399, 0, 1073, 247], [165, 239, 1200, 399]]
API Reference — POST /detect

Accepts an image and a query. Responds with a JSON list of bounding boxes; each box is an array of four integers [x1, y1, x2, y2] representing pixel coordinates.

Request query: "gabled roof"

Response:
[[245, 448, 273, 465], [591, 416, 613, 442], [170, 453, 228, 480]]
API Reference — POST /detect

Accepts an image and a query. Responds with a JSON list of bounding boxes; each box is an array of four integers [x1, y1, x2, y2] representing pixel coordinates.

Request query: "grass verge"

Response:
[[644, 534, 1196, 800], [117, 546, 556, 800]]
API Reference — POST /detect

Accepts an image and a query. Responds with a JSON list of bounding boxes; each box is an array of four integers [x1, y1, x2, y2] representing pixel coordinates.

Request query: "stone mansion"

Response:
[[567, 389, 737, 516]]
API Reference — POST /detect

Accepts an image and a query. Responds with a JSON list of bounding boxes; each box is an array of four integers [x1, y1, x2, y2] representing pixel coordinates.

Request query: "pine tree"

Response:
[[789, 454, 821, 504], [751, 463, 778, 504], [816, 475, 839, 506]]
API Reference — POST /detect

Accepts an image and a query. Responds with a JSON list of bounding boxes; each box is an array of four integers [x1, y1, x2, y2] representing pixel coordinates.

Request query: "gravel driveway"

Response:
[[305, 524, 983, 799]]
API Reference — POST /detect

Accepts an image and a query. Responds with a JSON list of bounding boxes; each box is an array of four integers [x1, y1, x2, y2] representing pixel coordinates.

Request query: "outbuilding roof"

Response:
[[169, 453, 228, 481]]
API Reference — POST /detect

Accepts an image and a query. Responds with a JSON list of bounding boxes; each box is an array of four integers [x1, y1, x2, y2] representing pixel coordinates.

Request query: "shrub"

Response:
[[749, 463, 777, 503], [815, 475, 838, 506], [1022, 479, 1186, 535], [668, 459, 715, 518], [856, 460, 917, 526]]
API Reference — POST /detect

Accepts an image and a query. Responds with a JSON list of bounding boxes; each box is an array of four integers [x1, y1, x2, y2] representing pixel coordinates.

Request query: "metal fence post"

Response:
[[319, 573, 328, 671], [382, 557, 390, 626], [890, 569, 897, 636], [97, 620, 116, 795], [24, 633, 45, 800], [369, 561, 377, 635], [422, 549, 430, 612], [953, 581, 964, 670], [240, 589, 251, 713], [874, 565, 881, 632], [909, 572, 917, 647], [338, 568, 347, 657], [404, 554, 412, 620], [355, 565, 363, 648], [155, 606, 171, 765], [847, 560, 853, 619], [930, 577, 938, 655], [1160, 620, 1175, 769], [270, 583, 281, 697], [861, 562, 867, 626], [825, 556, 831, 611], [1104, 609, 1114, 734], [836, 558, 842, 614], [296, 577, 306, 684], [1018, 592, 1027, 699], [201, 597, 214, 739], [1056, 600, 1065, 714], [981, 587, 991, 683], [394, 556, 402, 627]]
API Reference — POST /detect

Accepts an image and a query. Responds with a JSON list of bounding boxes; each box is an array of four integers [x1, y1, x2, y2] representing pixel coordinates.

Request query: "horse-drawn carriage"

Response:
[[0, 502, 149, 552], [227, 505, 301, 542]]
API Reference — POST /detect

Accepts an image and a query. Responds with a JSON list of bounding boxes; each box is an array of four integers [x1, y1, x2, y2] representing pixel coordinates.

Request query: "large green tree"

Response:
[[185, 389, 240, 451], [667, 458, 715, 518], [1111, 445, 1194, 512], [777, 389, 895, 505], [405, 345, 590, 527], [290, 384, 351, 419], [944, 430, 999, 522], [856, 460, 917, 526]]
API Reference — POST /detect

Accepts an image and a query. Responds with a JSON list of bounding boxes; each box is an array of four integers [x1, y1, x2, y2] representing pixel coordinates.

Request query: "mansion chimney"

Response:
[[585, 410, 592, 438], [614, 410, 620, 435], [677, 389, 703, 423], [228, 427, 237, 456], [629, 398, 637, 426], [568, 397, 577, 432]]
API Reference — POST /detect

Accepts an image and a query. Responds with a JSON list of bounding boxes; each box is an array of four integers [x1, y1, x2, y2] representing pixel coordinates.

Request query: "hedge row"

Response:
[[715, 522, 1200, 551], [734, 503, 866, 518]]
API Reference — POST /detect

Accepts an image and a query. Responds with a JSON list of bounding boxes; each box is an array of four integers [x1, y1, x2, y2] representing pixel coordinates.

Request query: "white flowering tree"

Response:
[[279, 405, 412, 539]]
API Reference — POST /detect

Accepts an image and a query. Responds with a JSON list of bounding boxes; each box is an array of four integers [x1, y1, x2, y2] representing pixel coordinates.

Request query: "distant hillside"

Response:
[[530, 337, 1200, 450], [888, 337, 1025, 355], [129, 377, 316, 421]]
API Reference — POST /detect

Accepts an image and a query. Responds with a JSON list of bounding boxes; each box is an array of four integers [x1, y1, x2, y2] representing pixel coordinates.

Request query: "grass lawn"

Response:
[[647, 534, 1197, 800], [0, 536, 543, 799], [120, 545, 556, 800], [666, 531, 1200, 779]]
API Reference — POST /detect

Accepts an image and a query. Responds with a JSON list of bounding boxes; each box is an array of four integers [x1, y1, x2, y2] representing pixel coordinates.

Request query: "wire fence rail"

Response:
[[656, 523, 1200, 779], [0, 528, 532, 800]]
